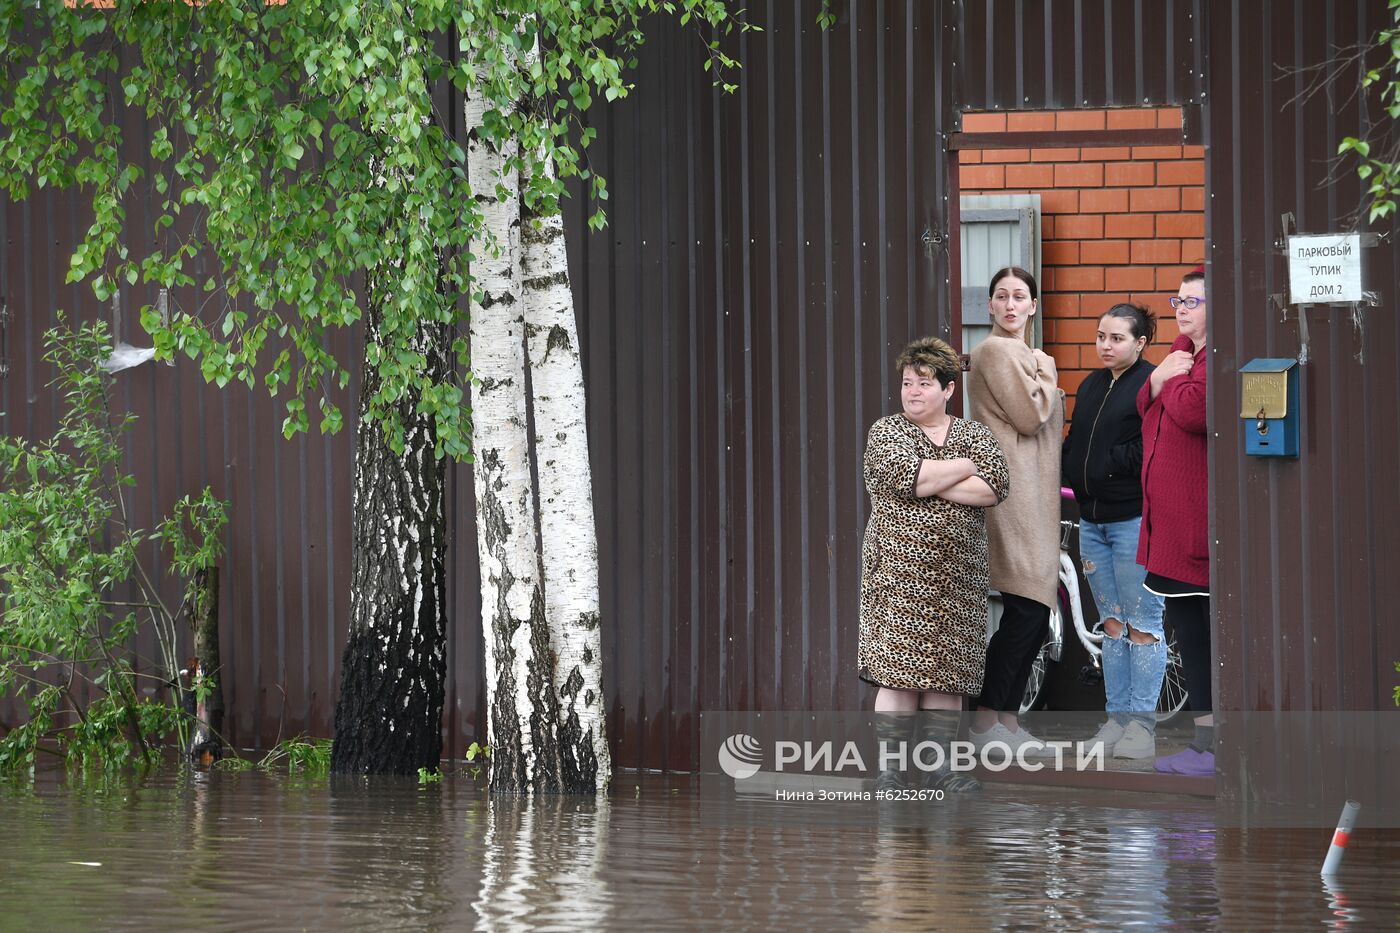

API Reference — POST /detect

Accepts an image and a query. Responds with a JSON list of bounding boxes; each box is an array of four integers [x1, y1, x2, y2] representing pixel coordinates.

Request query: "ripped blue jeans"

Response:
[[1079, 517, 1167, 731]]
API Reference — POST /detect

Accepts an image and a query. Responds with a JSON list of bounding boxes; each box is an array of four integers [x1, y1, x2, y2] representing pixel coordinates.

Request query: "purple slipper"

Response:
[[1175, 749, 1215, 777], [1154, 747, 1215, 776]]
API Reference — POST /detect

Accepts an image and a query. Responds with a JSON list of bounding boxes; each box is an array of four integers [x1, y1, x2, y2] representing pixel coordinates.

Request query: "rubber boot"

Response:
[[872, 712, 913, 793], [915, 709, 982, 793]]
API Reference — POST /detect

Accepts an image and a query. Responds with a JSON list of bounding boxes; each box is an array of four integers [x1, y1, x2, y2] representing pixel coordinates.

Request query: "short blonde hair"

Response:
[[895, 336, 960, 387]]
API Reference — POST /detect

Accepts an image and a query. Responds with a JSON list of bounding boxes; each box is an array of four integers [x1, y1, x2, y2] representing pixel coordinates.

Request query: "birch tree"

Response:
[[522, 169, 610, 792], [0, 0, 745, 782], [464, 71, 562, 795]]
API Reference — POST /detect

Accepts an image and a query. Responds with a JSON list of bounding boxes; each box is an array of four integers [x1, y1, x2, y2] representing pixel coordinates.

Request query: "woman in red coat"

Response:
[[1137, 268, 1213, 776]]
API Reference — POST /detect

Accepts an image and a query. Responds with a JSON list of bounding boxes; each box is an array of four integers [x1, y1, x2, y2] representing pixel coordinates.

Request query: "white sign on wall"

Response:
[[1288, 233, 1363, 304]]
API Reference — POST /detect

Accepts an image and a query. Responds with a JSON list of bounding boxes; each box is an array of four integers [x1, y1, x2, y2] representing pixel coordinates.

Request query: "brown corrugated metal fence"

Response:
[[1204, 0, 1400, 808], [567, 0, 957, 771]]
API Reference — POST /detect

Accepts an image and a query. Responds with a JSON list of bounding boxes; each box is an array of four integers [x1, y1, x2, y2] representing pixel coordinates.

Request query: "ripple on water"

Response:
[[0, 771, 1397, 930]]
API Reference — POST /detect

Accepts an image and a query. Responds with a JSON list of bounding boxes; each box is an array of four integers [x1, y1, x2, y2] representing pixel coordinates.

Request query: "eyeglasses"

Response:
[[1169, 296, 1206, 310]]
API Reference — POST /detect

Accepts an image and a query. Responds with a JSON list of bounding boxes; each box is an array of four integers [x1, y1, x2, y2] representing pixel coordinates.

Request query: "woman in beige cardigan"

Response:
[[967, 266, 1065, 754]]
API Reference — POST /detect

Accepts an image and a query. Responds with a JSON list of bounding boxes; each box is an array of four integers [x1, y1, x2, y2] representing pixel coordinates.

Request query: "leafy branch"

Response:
[[0, 0, 753, 460], [1337, 0, 1400, 222]]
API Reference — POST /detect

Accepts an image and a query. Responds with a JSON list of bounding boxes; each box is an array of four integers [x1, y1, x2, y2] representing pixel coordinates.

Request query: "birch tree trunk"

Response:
[[522, 181, 611, 793], [466, 83, 561, 795], [330, 269, 449, 775]]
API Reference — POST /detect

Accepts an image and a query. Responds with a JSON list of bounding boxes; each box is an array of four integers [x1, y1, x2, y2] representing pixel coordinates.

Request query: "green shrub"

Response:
[[0, 317, 226, 773]]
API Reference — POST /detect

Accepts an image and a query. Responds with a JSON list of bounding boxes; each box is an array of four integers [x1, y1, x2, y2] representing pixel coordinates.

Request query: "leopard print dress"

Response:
[[858, 414, 1010, 694]]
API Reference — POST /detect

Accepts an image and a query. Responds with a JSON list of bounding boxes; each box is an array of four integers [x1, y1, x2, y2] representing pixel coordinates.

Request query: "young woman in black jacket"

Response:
[[1061, 303, 1166, 760]]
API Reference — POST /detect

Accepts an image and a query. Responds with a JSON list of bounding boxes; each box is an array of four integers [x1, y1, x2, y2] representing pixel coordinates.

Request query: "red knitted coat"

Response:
[[1136, 334, 1209, 588]]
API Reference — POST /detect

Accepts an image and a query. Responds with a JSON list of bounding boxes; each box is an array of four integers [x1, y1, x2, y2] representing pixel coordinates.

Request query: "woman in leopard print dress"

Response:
[[859, 337, 1009, 791]]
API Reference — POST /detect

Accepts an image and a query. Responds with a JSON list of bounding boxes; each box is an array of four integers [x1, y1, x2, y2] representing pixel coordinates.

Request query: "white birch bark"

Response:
[[466, 77, 559, 794], [522, 167, 611, 793]]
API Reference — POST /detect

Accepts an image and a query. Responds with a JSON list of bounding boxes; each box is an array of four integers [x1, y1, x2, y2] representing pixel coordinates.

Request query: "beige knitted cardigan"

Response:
[[968, 329, 1065, 608]]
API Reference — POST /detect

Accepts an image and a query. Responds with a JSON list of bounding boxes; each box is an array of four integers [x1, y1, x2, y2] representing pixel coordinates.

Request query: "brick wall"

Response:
[[959, 108, 1204, 417]]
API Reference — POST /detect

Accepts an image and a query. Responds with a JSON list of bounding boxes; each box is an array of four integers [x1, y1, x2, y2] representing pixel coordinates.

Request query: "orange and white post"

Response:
[[1320, 800, 1361, 876]]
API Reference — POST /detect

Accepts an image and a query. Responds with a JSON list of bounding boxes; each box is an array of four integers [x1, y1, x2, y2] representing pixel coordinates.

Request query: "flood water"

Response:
[[2, 768, 1397, 930]]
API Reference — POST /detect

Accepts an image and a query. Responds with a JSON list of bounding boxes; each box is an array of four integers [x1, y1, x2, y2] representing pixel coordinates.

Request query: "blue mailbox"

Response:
[[1239, 358, 1299, 458]]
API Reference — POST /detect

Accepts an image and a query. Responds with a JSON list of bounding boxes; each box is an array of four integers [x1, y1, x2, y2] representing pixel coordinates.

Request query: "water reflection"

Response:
[[0, 771, 1397, 929], [474, 796, 613, 930], [1321, 875, 1363, 931]]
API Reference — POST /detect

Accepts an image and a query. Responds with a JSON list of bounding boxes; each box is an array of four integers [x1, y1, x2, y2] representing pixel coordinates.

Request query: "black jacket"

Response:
[[1061, 357, 1154, 524]]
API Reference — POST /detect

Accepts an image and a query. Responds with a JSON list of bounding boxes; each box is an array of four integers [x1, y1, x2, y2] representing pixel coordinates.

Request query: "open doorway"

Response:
[[953, 107, 1205, 421], [951, 106, 1205, 716]]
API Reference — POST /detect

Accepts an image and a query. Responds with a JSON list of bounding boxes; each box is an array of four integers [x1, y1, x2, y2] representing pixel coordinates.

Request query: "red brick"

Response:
[[1106, 108, 1159, 130], [1183, 145, 1206, 159], [1082, 346, 1107, 368], [1181, 187, 1205, 211], [1081, 146, 1133, 161], [1032, 147, 1082, 162], [1105, 213, 1157, 238], [962, 112, 1007, 132], [1131, 293, 1176, 318], [1092, 292, 1136, 318], [1081, 239, 1131, 264], [1056, 214, 1104, 239], [961, 165, 1005, 189], [1132, 145, 1183, 160], [1055, 163, 1105, 187], [1040, 216, 1055, 238], [1106, 266, 1159, 291], [1058, 369, 1089, 397], [1157, 213, 1205, 237], [1005, 163, 1055, 187], [1051, 267, 1105, 292], [1042, 240, 1081, 266], [1105, 162, 1156, 186], [1180, 239, 1206, 263], [1130, 240, 1181, 264], [1056, 317, 1100, 343], [983, 148, 1032, 163], [1158, 161, 1205, 185], [1038, 189, 1080, 213], [1081, 188, 1130, 213], [1042, 293, 1081, 317], [1008, 111, 1056, 132], [1057, 109, 1108, 131], [1156, 265, 1196, 290], [1154, 319, 1181, 345], [1142, 344, 1176, 364], [960, 150, 984, 164], [1130, 186, 1181, 212], [1156, 107, 1184, 129], [1049, 346, 1079, 373], [1143, 345, 1173, 366]]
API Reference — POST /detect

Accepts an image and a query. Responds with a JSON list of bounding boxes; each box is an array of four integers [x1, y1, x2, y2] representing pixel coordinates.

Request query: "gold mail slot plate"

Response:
[[1241, 371, 1289, 419]]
